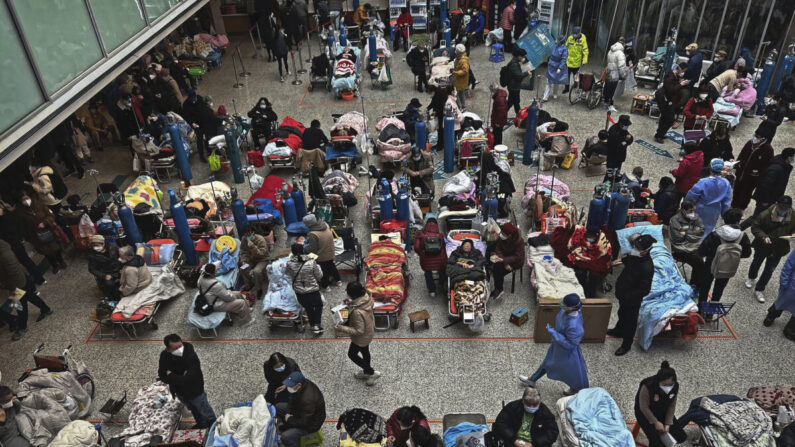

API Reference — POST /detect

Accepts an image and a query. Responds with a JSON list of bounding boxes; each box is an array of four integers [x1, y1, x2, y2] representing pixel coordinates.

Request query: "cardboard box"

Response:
[[534, 298, 612, 343]]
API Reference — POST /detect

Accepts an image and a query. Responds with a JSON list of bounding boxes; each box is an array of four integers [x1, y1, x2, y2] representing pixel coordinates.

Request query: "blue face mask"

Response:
[[274, 364, 286, 372], [778, 209, 788, 217], [524, 405, 539, 413]]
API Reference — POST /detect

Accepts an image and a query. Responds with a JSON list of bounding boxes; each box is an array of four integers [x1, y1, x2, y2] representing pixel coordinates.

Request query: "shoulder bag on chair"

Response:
[[194, 280, 220, 316], [331, 228, 344, 256]]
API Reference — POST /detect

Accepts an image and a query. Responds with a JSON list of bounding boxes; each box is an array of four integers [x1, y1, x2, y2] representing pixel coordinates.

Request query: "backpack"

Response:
[[424, 235, 443, 256], [194, 280, 219, 316], [499, 65, 510, 87], [45, 172, 67, 200], [711, 239, 742, 279]]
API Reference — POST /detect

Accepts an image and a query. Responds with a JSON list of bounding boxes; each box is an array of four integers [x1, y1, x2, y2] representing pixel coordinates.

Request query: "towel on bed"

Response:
[[113, 266, 185, 318], [527, 245, 584, 300], [564, 388, 634, 447]]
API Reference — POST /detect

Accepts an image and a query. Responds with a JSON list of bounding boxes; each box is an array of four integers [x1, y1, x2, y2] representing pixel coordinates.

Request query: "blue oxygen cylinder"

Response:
[[608, 191, 631, 231], [523, 104, 539, 165], [441, 0, 448, 24], [484, 197, 498, 220], [353, 0, 359, 10], [328, 34, 336, 54], [231, 197, 248, 236], [773, 52, 794, 93], [368, 34, 377, 62], [224, 128, 244, 184], [586, 195, 606, 231], [443, 116, 455, 173], [168, 188, 198, 265], [379, 178, 394, 220], [166, 124, 192, 181], [415, 121, 427, 150], [118, 205, 142, 245], [291, 182, 306, 220], [282, 184, 297, 225], [443, 27, 451, 47], [755, 58, 777, 115], [340, 31, 347, 47], [397, 184, 410, 221]]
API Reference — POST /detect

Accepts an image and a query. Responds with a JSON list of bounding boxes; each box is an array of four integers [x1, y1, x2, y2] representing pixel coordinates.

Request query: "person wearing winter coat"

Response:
[[118, 246, 153, 297], [708, 68, 742, 101], [16, 190, 66, 273], [698, 208, 751, 305], [722, 76, 756, 111], [490, 223, 525, 300], [465, 9, 485, 41], [654, 65, 689, 143], [703, 49, 731, 84], [519, 293, 588, 394], [386, 406, 431, 447], [414, 215, 447, 296], [87, 235, 122, 298], [240, 229, 270, 299], [453, 44, 470, 110], [758, 94, 787, 144], [195, 96, 221, 162], [563, 26, 588, 94], [634, 361, 688, 447], [543, 36, 568, 102], [0, 240, 52, 341], [670, 143, 704, 196], [733, 127, 774, 209], [683, 43, 703, 88], [285, 242, 324, 335], [763, 249, 795, 341], [248, 97, 278, 148], [302, 119, 328, 150], [303, 214, 340, 288], [393, 8, 413, 51], [406, 42, 430, 92], [609, 234, 656, 356], [448, 239, 486, 278], [0, 389, 31, 447], [685, 159, 732, 237], [506, 49, 529, 114], [670, 200, 706, 290], [276, 371, 326, 447], [28, 165, 63, 208], [273, 29, 290, 82], [746, 196, 795, 303], [698, 125, 733, 166], [401, 99, 422, 143], [603, 41, 625, 107], [406, 147, 434, 194], [158, 334, 216, 428], [197, 263, 252, 325], [490, 85, 508, 145], [500, 0, 515, 51], [427, 86, 450, 149], [682, 85, 713, 129], [749, 148, 795, 221], [493, 388, 558, 447], [653, 177, 680, 225], [263, 352, 301, 404], [335, 282, 380, 385], [0, 201, 45, 285], [606, 114, 634, 176], [566, 227, 612, 297]]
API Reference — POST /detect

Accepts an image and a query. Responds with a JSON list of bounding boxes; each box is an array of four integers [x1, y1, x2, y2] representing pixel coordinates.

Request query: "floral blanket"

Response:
[[364, 240, 407, 304], [700, 397, 774, 446], [117, 381, 184, 446]]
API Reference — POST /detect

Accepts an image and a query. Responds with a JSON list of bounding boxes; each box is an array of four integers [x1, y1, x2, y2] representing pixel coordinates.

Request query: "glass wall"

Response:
[[90, 0, 148, 52], [0, 3, 44, 134], [714, 0, 747, 59], [737, 0, 772, 68], [692, 0, 724, 57], [13, 0, 104, 94], [146, 0, 181, 20]]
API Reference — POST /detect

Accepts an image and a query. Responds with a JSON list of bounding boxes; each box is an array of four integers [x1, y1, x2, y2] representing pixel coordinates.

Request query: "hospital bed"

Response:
[[555, 388, 634, 447], [187, 236, 241, 338]]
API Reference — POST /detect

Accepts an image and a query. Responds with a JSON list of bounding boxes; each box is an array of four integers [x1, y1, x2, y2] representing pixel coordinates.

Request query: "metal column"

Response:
[[652, 0, 669, 50], [675, 0, 685, 38], [693, 0, 707, 44], [732, 0, 753, 61], [711, 0, 730, 58], [754, 0, 776, 65], [634, 0, 645, 54]]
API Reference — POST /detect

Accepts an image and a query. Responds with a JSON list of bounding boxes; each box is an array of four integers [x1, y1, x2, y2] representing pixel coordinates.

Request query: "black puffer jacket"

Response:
[[284, 379, 326, 433], [615, 254, 654, 302], [158, 342, 205, 400], [492, 400, 558, 447], [406, 47, 429, 76], [753, 155, 793, 204], [248, 97, 278, 134], [262, 354, 301, 403], [87, 244, 122, 279]]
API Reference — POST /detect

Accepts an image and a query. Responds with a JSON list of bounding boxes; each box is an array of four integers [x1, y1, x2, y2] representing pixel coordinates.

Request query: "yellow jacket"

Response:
[[353, 6, 368, 26], [453, 54, 470, 92], [565, 34, 589, 68]]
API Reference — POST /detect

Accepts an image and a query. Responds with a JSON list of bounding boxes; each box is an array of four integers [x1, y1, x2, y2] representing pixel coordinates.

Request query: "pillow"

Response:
[[615, 224, 664, 256], [135, 242, 177, 266]]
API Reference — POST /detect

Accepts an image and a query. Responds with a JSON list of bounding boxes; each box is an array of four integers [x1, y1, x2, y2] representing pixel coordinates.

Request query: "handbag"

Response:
[[208, 151, 221, 171], [51, 224, 70, 243], [331, 228, 344, 256]]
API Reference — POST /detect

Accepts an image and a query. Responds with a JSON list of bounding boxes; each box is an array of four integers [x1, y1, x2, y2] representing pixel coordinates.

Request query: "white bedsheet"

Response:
[[527, 245, 584, 300]]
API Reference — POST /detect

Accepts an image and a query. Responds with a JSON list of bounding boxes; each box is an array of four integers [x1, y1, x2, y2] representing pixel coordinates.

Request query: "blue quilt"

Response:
[[565, 388, 634, 447], [332, 76, 357, 92], [205, 400, 278, 447], [615, 226, 697, 350], [262, 257, 301, 314], [187, 238, 240, 330], [325, 144, 358, 160], [442, 423, 488, 447]]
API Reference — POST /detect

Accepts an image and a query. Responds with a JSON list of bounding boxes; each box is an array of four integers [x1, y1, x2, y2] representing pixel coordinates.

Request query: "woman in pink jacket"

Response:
[[722, 77, 756, 111]]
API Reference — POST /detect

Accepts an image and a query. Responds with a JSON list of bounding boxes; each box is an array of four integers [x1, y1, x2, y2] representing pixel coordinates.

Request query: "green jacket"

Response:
[[751, 205, 795, 258], [565, 34, 589, 68]]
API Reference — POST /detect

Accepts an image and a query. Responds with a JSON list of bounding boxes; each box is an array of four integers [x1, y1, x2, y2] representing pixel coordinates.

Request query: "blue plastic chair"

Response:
[[489, 43, 505, 62]]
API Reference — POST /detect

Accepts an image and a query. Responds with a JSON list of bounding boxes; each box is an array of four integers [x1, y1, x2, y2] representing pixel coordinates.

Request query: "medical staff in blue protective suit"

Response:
[[764, 250, 795, 340], [685, 158, 732, 238], [543, 36, 569, 101], [519, 294, 588, 394]]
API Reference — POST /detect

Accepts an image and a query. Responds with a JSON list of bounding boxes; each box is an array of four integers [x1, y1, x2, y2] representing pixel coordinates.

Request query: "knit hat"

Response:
[[686, 43, 698, 51], [778, 195, 793, 208], [617, 115, 632, 126], [634, 234, 657, 251], [500, 222, 518, 236], [302, 214, 318, 228], [455, 44, 466, 54], [710, 158, 724, 172], [90, 235, 105, 244], [563, 293, 582, 310]]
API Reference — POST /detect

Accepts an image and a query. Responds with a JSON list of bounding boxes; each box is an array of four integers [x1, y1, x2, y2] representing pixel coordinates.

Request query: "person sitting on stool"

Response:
[[634, 360, 688, 447], [276, 371, 326, 447]]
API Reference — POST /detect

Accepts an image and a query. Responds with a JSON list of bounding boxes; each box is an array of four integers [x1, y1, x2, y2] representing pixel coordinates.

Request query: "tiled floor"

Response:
[[2, 35, 794, 445]]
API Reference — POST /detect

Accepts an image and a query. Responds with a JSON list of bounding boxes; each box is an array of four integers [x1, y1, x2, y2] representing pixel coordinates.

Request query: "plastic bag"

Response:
[[78, 214, 97, 238], [484, 217, 501, 242], [208, 152, 221, 171], [469, 313, 486, 333]]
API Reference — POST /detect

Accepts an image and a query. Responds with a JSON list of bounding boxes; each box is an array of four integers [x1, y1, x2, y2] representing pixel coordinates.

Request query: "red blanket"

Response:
[[365, 240, 407, 304], [245, 175, 292, 211], [268, 117, 306, 154]]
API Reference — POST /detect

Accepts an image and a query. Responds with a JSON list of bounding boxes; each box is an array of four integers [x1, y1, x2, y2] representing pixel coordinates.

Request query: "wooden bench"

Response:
[[408, 309, 430, 333]]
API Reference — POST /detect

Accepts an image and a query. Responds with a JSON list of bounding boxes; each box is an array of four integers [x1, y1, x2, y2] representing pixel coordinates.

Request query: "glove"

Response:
[[546, 323, 554, 334]]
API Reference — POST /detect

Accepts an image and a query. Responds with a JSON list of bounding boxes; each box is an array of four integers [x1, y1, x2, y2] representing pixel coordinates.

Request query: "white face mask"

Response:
[[1, 400, 14, 409], [287, 386, 298, 393], [660, 385, 674, 394], [698, 94, 707, 100], [630, 248, 641, 257], [399, 424, 411, 431], [499, 233, 509, 240], [621, 125, 628, 130], [149, 74, 156, 80], [93, 246, 104, 252], [752, 137, 761, 144], [586, 237, 596, 243], [685, 212, 696, 219], [22, 199, 31, 207], [172, 346, 184, 357]]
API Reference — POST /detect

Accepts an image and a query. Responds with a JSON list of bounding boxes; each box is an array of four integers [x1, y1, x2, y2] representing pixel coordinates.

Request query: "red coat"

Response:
[[395, 13, 413, 39], [385, 410, 430, 447], [682, 98, 713, 129], [671, 150, 704, 195], [491, 89, 508, 129], [413, 221, 446, 272]]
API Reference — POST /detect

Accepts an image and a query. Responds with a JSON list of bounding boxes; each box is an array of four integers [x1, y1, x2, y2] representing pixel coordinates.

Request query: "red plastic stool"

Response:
[[631, 422, 648, 447]]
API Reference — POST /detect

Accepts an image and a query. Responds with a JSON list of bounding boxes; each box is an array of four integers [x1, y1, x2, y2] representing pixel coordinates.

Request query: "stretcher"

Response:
[[526, 233, 584, 302], [262, 257, 306, 332], [187, 237, 241, 338], [555, 388, 634, 447], [364, 239, 409, 330], [264, 117, 306, 172], [205, 397, 278, 447], [446, 230, 490, 330], [112, 381, 183, 447], [328, 111, 367, 171]]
